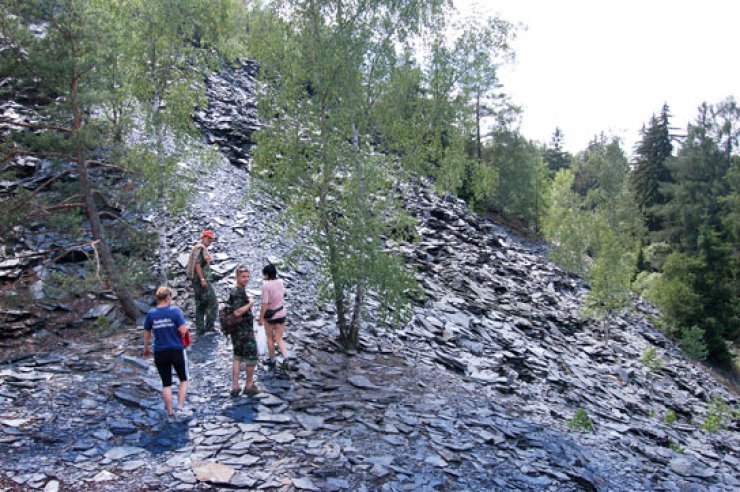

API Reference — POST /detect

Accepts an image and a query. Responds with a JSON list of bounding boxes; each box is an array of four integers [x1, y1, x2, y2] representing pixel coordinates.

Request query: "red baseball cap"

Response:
[[201, 230, 216, 239]]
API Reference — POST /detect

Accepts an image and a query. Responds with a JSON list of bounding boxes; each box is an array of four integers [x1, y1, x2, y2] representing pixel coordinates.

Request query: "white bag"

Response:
[[254, 321, 268, 356]]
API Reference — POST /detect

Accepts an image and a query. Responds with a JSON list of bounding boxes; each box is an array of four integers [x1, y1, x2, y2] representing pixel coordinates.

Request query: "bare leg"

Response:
[[264, 324, 276, 359], [245, 364, 256, 390], [273, 323, 288, 357], [232, 359, 241, 391], [162, 386, 174, 415], [176, 381, 188, 410]]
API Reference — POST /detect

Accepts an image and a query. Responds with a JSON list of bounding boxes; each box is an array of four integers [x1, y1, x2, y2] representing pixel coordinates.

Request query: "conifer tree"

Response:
[[630, 104, 673, 231], [650, 101, 739, 366], [0, 0, 139, 319], [544, 127, 571, 175]]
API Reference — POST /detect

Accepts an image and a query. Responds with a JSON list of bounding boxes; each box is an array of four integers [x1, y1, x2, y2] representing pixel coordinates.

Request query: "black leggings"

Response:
[[154, 349, 189, 387]]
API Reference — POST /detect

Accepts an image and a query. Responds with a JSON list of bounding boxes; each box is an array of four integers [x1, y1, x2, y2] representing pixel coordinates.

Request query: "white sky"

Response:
[[455, 0, 740, 154]]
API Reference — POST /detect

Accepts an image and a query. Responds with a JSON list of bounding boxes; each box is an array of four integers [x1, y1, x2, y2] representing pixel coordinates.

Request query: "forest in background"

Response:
[[1, 0, 738, 370]]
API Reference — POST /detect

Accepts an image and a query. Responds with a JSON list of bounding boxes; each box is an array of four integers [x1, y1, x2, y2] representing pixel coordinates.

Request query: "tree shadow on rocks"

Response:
[[187, 333, 220, 364], [223, 400, 257, 423], [138, 420, 191, 456]]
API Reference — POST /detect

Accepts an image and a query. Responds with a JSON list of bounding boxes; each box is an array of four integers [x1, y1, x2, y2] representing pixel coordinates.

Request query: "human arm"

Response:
[[143, 329, 152, 358], [258, 286, 269, 326], [194, 262, 207, 288], [234, 295, 254, 317]]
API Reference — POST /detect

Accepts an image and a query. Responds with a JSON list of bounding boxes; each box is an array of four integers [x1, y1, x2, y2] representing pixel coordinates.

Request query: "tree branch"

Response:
[[1, 149, 69, 165], [28, 202, 85, 217], [0, 119, 72, 133], [4, 170, 74, 214]]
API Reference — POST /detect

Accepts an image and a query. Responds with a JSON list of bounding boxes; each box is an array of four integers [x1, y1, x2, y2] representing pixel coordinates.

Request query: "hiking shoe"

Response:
[[230, 388, 241, 397], [243, 385, 261, 396], [175, 407, 194, 421], [165, 412, 176, 423], [265, 358, 276, 370]]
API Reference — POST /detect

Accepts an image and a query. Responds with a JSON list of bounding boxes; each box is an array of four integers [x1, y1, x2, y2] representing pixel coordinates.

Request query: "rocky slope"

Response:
[[0, 63, 738, 491]]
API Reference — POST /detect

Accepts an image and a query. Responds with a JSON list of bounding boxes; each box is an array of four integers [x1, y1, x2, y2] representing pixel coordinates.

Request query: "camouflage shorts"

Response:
[[231, 324, 258, 364]]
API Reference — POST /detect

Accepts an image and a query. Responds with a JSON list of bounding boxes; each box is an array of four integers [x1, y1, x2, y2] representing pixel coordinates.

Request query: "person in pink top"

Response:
[[258, 263, 289, 369]]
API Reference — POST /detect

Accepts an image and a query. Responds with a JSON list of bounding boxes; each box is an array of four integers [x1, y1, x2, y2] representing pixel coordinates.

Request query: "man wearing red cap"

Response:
[[187, 230, 218, 335]]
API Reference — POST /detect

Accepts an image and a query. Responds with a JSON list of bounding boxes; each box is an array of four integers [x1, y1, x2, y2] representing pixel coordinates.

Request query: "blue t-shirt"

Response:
[[144, 306, 187, 351]]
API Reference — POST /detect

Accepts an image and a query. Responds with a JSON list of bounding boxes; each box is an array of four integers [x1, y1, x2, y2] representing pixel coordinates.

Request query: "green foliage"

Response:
[[632, 270, 660, 300], [46, 263, 105, 298], [568, 408, 593, 432], [664, 409, 677, 425], [95, 315, 112, 331], [582, 224, 635, 321], [701, 394, 739, 432], [542, 169, 591, 275], [646, 253, 703, 324], [630, 105, 673, 231], [572, 135, 629, 198], [666, 439, 684, 453], [646, 232, 737, 367], [655, 101, 735, 253], [543, 127, 571, 175], [641, 346, 665, 372], [248, 0, 446, 348], [115, 255, 154, 291], [544, 137, 643, 303], [486, 130, 548, 228], [679, 325, 709, 361]]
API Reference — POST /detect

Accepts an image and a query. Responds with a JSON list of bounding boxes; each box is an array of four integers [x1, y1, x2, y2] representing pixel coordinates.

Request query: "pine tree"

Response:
[[0, 0, 139, 320], [453, 15, 515, 163], [649, 101, 739, 366], [657, 104, 730, 252], [630, 104, 673, 231], [544, 127, 571, 175]]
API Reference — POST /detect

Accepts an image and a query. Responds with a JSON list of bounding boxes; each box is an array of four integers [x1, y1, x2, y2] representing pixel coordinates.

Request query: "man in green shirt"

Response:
[[187, 230, 218, 335]]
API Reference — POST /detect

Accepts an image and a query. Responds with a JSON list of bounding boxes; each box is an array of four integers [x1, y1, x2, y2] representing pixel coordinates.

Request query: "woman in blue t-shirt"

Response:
[[143, 286, 191, 420]]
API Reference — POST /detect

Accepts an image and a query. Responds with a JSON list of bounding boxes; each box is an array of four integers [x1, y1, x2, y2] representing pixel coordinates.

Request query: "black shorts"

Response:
[[266, 316, 286, 325], [154, 348, 189, 387]]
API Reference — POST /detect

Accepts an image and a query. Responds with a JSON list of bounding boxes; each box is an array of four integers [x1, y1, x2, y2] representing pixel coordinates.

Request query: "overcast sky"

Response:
[[455, 0, 740, 154]]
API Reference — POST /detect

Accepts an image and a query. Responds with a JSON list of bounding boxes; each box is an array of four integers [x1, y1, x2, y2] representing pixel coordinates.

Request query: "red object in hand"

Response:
[[181, 330, 191, 347]]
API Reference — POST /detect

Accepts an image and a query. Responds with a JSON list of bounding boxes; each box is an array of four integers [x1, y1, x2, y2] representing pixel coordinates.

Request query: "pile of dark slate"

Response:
[[193, 60, 262, 170], [0, 63, 738, 491], [0, 84, 142, 345]]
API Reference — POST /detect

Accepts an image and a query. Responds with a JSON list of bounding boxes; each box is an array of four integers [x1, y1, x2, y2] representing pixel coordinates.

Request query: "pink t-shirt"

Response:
[[261, 279, 286, 319]]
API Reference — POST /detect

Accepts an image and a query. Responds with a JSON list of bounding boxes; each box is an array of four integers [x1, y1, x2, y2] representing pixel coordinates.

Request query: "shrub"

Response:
[[664, 409, 677, 425], [679, 325, 708, 361], [701, 395, 739, 432], [641, 346, 664, 372], [667, 439, 684, 454], [96, 315, 112, 331], [46, 262, 105, 298], [568, 408, 593, 432]]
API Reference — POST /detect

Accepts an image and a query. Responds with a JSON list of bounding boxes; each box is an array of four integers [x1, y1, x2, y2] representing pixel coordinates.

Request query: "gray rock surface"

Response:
[[0, 63, 738, 492]]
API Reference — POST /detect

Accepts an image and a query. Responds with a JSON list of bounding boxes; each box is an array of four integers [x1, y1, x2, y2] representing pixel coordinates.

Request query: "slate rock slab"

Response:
[[192, 459, 236, 484], [347, 375, 378, 390]]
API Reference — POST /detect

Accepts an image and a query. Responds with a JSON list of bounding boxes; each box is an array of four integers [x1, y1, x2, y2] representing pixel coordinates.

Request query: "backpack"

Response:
[[218, 306, 242, 335]]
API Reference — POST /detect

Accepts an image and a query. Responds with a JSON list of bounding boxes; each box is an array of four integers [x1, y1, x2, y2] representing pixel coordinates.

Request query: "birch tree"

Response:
[[249, 0, 445, 349]]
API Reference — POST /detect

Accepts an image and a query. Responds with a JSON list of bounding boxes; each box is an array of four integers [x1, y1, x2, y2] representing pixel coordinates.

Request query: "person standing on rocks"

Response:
[[228, 265, 260, 396], [143, 286, 191, 420], [187, 230, 218, 335], [258, 263, 289, 369]]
